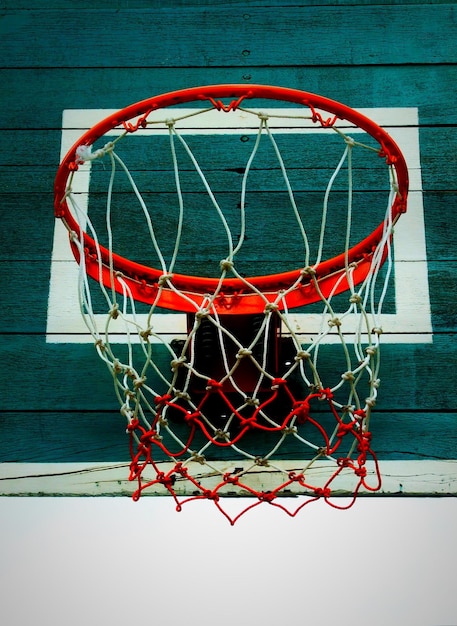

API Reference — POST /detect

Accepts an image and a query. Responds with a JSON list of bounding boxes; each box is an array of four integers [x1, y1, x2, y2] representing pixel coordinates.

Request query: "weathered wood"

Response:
[[1, 188, 456, 260], [1, 335, 455, 412], [1, 1, 453, 10], [1, 1, 456, 498], [1, 460, 456, 497], [1, 124, 454, 205], [2, 65, 457, 129], [1, 408, 455, 463], [1, 5, 456, 68]]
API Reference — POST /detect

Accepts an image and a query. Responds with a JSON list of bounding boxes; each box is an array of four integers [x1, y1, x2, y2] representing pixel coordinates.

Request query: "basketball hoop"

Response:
[[54, 85, 408, 523]]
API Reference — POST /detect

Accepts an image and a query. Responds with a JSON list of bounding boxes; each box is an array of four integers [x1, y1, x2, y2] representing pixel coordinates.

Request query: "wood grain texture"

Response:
[[2, 5, 456, 68], [0, 336, 455, 411], [2, 65, 457, 129], [1, 1, 456, 496], [1, 409, 456, 463]]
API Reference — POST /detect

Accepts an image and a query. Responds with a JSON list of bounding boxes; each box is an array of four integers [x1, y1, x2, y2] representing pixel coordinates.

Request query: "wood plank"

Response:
[[1, 460, 456, 497], [1, 335, 456, 411], [2, 262, 414, 332], [1, 409, 455, 462], [1, 5, 456, 68], [0, 196, 55, 261], [0, 124, 455, 198], [1, 1, 453, 10], [3, 65, 457, 129]]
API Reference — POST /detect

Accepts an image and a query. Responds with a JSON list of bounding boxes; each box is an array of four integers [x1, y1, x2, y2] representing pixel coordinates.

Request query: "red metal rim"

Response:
[[54, 84, 408, 313]]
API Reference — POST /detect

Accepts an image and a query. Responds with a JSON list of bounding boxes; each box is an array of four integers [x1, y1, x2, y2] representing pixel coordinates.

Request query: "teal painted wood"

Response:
[[2, 66, 457, 129], [1, 1, 453, 10], [0, 411, 130, 463], [1, 336, 456, 412], [1, 409, 455, 463], [2, 246, 455, 333], [1, 5, 456, 68], [0, 0, 456, 492]]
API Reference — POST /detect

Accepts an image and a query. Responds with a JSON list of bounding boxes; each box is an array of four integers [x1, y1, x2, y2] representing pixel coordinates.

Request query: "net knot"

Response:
[[158, 273, 173, 286], [214, 429, 231, 442], [255, 457, 269, 467], [314, 486, 331, 497], [318, 388, 334, 401], [271, 377, 287, 389], [337, 422, 355, 437], [156, 472, 175, 488], [139, 327, 153, 340], [365, 396, 377, 408], [126, 418, 139, 431], [293, 399, 311, 424], [295, 350, 311, 361], [133, 376, 146, 389], [349, 293, 362, 304], [341, 371, 355, 382], [202, 489, 219, 502], [184, 411, 201, 425], [190, 452, 207, 464], [220, 258, 234, 272], [328, 317, 342, 328], [259, 491, 275, 502], [372, 327, 383, 336], [353, 408, 366, 420], [172, 462, 189, 478], [94, 338, 105, 351], [301, 266, 316, 277], [171, 356, 187, 370], [236, 348, 252, 359], [264, 303, 279, 313], [109, 303, 120, 320], [206, 379, 223, 391], [140, 429, 159, 444], [365, 346, 377, 356], [154, 393, 173, 405], [174, 390, 191, 401], [344, 135, 355, 147], [223, 473, 241, 485]]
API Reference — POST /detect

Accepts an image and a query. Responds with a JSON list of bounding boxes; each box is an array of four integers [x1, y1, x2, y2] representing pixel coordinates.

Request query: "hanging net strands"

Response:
[[54, 85, 408, 524]]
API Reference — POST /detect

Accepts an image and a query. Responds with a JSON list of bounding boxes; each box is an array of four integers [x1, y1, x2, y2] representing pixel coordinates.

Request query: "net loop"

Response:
[[122, 109, 154, 133], [205, 94, 249, 112], [293, 399, 311, 425], [314, 486, 332, 498], [304, 101, 338, 127]]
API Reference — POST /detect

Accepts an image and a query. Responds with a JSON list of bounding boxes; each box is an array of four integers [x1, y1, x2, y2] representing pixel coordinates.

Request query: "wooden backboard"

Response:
[[1, 0, 456, 500]]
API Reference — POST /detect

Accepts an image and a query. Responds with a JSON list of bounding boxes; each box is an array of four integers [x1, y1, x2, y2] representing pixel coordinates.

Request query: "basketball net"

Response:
[[55, 86, 408, 524]]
